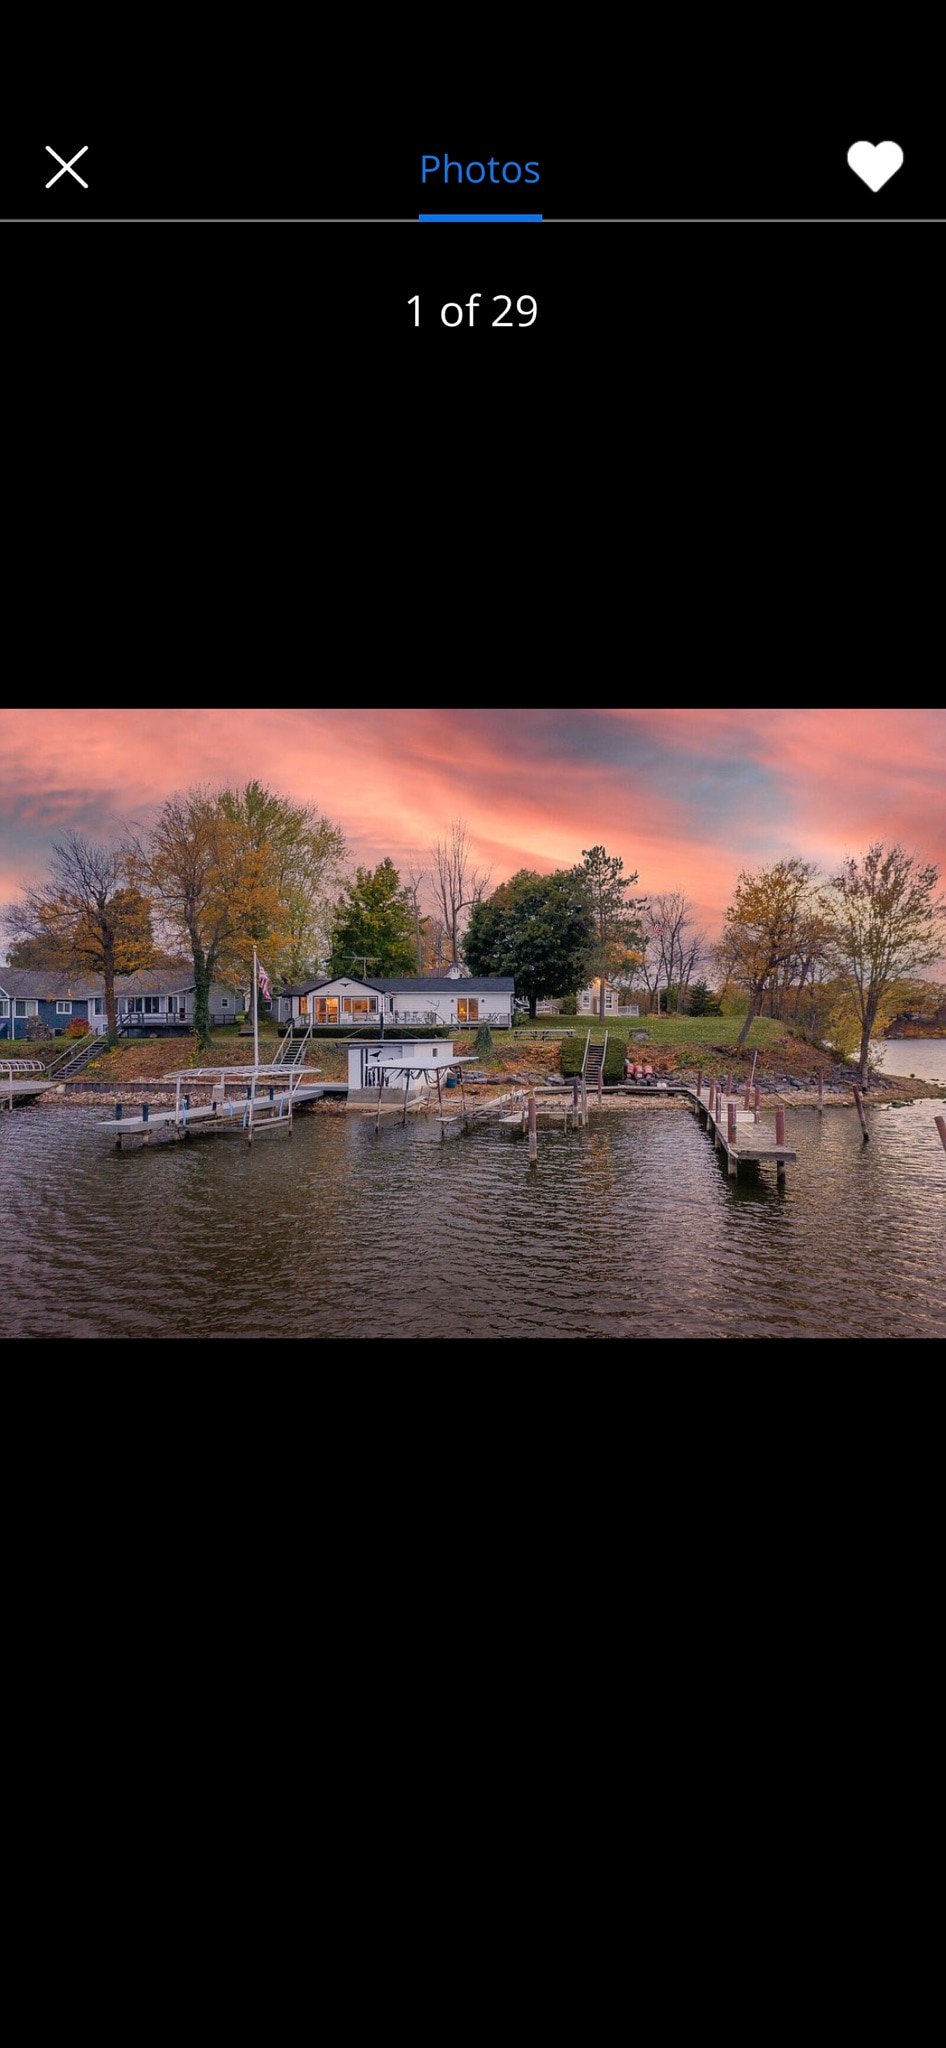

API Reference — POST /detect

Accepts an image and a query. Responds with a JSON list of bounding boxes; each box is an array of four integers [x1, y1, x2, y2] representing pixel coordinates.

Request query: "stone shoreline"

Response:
[[30, 1064, 946, 1116]]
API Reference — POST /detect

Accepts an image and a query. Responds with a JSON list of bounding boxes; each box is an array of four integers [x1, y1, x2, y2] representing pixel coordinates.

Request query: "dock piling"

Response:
[[853, 1086, 870, 1142]]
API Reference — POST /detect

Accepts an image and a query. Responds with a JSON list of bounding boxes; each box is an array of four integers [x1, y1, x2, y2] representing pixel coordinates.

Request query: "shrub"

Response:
[[604, 1038, 627, 1081], [560, 1038, 584, 1077], [65, 1017, 90, 1039], [475, 1023, 494, 1059]]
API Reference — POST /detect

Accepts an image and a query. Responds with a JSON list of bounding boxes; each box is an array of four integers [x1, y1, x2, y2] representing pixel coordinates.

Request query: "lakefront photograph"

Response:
[[2, 706, 944, 1341]]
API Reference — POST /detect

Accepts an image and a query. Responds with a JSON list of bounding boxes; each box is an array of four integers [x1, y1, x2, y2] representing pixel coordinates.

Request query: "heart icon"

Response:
[[847, 140, 904, 193]]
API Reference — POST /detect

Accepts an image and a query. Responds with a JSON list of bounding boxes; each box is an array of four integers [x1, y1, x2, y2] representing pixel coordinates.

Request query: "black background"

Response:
[[4, 24, 941, 541]]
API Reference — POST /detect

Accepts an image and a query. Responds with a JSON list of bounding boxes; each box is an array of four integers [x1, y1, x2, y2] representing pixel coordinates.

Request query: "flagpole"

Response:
[[253, 945, 259, 1070]]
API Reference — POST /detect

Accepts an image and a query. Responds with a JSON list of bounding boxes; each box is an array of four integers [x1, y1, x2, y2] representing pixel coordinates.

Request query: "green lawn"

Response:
[[5, 1011, 803, 1085], [504, 1014, 788, 1049]]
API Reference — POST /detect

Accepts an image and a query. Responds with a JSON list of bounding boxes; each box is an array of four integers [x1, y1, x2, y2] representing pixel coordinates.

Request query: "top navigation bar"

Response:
[[3, 132, 944, 221]]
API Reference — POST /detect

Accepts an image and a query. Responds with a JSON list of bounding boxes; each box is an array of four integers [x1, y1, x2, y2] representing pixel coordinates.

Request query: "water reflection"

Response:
[[2, 1052, 943, 1340]]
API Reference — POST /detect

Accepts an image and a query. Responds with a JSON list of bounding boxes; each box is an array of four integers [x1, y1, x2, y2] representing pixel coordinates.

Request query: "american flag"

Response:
[[257, 959, 272, 1003]]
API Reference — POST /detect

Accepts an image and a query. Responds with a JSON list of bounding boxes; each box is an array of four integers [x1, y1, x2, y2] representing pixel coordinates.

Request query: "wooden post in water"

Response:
[[754, 1085, 761, 1122], [572, 1077, 580, 1127], [727, 1099, 737, 1173], [696, 1068, 702, 1098], [818, 1071, 824, 1115], [745, 1049, 758, 1109], [528, 1089, 537, 1165], [936, 1114, 946, 1155], [774, 1114, 786, 1196], [853, 1086, 869, 1142]]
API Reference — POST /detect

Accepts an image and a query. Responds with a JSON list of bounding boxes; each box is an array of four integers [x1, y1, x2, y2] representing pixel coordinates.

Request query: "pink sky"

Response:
[[1, 707, 944, 968]]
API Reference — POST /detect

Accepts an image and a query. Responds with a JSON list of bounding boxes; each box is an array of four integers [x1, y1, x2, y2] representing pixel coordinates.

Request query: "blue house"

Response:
[[0, 966, 241, 1040], [0, 968, 105, 1040]]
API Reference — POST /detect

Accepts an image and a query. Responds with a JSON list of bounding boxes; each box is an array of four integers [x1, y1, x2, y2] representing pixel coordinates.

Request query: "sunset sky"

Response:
[[2, 707, 944, 965]]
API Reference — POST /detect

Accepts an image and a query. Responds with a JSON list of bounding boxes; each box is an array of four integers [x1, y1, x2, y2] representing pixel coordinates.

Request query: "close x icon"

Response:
[[45, 146, 88, 189]]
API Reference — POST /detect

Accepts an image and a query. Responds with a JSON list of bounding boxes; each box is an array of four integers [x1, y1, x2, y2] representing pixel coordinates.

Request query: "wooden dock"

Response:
[[439, 1079, 589, 1140], [98, 1064, 331, 1146], [1, 1060, 58, 1109], [1, 1077, 58, 1108], [678, 1080, 797, 1181]]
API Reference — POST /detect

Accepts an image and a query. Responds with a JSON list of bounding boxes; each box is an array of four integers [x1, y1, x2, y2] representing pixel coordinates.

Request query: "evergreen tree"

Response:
[[579, 845, 647, 1023], [329, 858, 417, 977]]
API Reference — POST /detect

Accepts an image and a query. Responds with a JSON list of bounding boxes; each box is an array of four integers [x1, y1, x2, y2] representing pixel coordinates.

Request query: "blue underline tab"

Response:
[[418, 212, 543, 222]]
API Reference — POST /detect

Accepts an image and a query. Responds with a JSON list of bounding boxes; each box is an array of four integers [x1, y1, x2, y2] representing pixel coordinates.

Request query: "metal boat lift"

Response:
[[99, 1063, 324, 1146]]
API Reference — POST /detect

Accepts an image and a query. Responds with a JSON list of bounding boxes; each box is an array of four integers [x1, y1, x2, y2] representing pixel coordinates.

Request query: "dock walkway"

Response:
[[1, 1060, 57, 1110], [678, 1080, 797, 1180]]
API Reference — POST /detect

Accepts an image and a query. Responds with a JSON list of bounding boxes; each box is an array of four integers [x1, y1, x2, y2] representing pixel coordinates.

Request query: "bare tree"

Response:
[[426, 914, 449, 974], [428, 820, 492, 968], [403, 859, 429, 973], [1, 832, 155, 1045], [638, 892, 704, 1011]]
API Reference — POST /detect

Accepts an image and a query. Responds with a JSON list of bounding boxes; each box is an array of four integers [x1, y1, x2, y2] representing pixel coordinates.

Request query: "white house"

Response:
[[277, 973, 515, 1034], [535, 981, 641, 1018]]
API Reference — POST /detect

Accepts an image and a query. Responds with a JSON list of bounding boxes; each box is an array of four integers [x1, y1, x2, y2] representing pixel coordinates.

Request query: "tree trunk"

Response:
[[856, 1021, 872, 1089], [104, 972, 118, 1047], [194, 977, 212, 1053], [737, 999, 761, 1047]]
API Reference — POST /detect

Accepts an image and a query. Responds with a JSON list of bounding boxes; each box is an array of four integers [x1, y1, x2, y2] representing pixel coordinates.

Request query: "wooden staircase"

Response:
[[583, 1029, 609, 1094]]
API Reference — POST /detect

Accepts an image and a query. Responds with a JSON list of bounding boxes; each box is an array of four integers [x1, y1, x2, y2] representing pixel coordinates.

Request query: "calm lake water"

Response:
[[2, 1040, 944, 1341]]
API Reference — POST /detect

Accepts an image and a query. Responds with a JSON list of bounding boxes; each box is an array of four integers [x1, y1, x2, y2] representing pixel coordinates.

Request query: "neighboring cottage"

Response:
[[0, 968, 106, 1040], [535, 980, 641, 1018], [0, 965, 241, 1039], [276, 972, 515, 1034], [113, 971, 242, 1036]]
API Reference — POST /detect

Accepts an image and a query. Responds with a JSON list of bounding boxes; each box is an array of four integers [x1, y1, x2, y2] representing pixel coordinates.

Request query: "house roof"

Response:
[[280, 974, 515, 997], [0, 967, 104, 999], [0, 965, 240, 999]]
